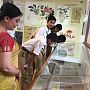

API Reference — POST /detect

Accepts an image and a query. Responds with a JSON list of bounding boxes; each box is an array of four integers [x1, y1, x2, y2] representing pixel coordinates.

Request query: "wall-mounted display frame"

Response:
[[71, 7, 82, 23]]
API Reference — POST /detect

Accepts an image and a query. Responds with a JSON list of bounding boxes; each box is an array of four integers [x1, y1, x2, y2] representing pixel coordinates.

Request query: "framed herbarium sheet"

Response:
[[71, 7, 82, 23]]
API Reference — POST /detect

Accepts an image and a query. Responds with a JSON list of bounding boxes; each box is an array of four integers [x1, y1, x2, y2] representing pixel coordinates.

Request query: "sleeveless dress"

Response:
[[0, 32, 19, 90]]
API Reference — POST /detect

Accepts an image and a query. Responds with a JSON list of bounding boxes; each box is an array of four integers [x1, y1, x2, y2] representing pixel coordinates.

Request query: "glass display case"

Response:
[[30, 43, 90, 90]]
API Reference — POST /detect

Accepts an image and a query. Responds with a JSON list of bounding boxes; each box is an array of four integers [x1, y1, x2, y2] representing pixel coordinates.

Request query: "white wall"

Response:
[[0, 0, 3, 7], [13, 0, 87, 43]]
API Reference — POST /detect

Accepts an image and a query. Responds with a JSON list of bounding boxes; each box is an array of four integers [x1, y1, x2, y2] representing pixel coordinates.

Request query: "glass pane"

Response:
[[32, 43, 90, 90]]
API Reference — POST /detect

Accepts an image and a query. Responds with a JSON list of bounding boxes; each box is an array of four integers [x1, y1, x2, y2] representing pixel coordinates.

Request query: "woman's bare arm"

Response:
[[0, 51, 19, 76]]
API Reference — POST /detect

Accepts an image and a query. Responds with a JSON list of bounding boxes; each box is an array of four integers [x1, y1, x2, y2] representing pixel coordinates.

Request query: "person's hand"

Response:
[[15, 70, 21, 80], [24, 64, 28, 71]]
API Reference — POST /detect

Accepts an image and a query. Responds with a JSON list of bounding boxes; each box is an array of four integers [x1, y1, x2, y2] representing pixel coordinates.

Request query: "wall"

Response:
[[13, 0, 87, 43], [23, 0, 86, 43], [0, 0, 3, 7]]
